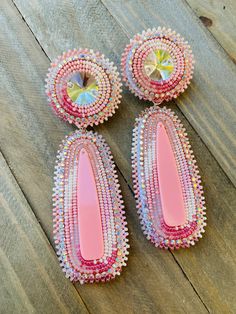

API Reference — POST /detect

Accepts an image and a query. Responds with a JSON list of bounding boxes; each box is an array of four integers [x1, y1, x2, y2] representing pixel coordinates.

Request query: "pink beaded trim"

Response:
[[122, 28, 206, 248], [46, 49, 129, 283], [121, 27, 194, 104], [132, 106, 206, 249], [53, 130, 129, 283], [46, 49, 122, 128]]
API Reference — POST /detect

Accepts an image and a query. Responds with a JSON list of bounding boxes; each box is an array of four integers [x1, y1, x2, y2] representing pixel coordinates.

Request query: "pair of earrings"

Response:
[[45, 28, 206, 284]]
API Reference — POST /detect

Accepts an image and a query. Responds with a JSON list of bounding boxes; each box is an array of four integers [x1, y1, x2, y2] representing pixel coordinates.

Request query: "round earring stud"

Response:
[[121, 27, 194, 104], [46, 48, 122, 128], [45, 49, 129, 283]]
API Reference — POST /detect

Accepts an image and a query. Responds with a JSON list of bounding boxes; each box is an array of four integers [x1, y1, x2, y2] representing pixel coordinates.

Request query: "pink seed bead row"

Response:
[[46, 49, 122, 128], [53, 130, 129, 283], [121, 27, 194, 104], [132, 106, 206, 249], [133, 39, 183, 94]]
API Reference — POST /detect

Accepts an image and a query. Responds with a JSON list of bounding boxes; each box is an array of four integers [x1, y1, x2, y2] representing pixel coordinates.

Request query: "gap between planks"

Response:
[[5, 0, 235, 312], [0, 149, 90, 314], [183, 0, 236, 67], [3, 4, 91, 312], [6, 0, 210, 311], [100, 0, 236, 188], [4, 0, 213, 311]]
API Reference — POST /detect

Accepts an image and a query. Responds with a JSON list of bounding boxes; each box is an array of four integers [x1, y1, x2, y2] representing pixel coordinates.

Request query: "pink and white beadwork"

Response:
[[46, 49, 122, 128], [132, 107, 206, 249], [122, 28, 206, 248], [46, 49, 129, 283], [53, 130, 129, 283], [121, 27, 194, 104]]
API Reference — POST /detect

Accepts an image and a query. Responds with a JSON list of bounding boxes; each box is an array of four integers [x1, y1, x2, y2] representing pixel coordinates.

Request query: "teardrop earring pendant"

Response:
[[46, 49, 129, 283], [122, 28, 206, 249]]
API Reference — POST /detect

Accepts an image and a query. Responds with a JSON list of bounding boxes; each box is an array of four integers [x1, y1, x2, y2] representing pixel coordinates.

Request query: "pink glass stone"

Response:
[[132, 106, 206, 249], [77, 148, 104, 260], [156, 122, 186, 227]]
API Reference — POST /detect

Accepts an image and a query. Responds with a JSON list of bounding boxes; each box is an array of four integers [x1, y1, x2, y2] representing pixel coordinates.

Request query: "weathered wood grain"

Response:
[[0, 151, 88, 314], [0, 0, 235, 312], [186, 0, 236, 63], [100, 0, 236, 187], [12, 0, 236, 185], [0, 1, 210, 313]]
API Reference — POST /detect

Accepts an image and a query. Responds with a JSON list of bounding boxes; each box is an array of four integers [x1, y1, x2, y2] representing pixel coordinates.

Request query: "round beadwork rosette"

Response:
[[121, 27, 194, 104], [46, 49, 122, 128]]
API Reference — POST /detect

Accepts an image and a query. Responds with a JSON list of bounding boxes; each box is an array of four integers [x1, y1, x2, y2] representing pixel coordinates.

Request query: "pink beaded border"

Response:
[[132, 106, 206, 249], [46, 49, 122, 128], [53, 130, 129, 283], [121, 27, 194, 104]]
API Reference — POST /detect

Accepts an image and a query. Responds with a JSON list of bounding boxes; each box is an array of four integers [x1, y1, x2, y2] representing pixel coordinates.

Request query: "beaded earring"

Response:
[[46, 49, 129, 283], [122, 28, 206, 249]]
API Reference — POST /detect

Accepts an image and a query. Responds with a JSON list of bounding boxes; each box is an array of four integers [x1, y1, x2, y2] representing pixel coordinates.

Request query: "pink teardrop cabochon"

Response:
[[46, 49, 122, 128], [53, 130, 129, 283], [121, 27, 194, 104], [132, 107, 206, 249]]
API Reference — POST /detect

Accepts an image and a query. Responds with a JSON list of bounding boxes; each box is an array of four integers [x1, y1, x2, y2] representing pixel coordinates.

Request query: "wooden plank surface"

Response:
[[100, 0, 236, 187], [0, 1, 209, 313], [186, 0, 236, 63], [12, 0, 236, 186], [12, 0, 236, 187], [1, 1, 210, 313], [0, 150, 88, 314], [0, 0, 235, 313]]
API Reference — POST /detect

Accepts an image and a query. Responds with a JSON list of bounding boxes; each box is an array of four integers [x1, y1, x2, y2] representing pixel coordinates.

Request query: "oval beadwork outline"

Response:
[[53, 130, 129, 283], [132, 106, 206, 249]]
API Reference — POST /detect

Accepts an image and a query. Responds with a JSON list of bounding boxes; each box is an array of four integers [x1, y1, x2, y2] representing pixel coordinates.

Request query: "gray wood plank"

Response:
[[0, 151, 88, 314], [186, 0, 236, 63], [0, 1, 210, 313], [100, 0, 236, 187], [13, 0, 236, 184], [1, 0, 236, 312], [0, 1, 209, 313]]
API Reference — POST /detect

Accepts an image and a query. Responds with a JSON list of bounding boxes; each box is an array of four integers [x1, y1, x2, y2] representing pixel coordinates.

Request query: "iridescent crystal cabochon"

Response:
[[144, 49, 174, 81], [122, 28, 206, 249], [67, 72, 98, 105], [46, 49, 129, 283], [122, 27, 194, 104], [46, 49, 122, 128]]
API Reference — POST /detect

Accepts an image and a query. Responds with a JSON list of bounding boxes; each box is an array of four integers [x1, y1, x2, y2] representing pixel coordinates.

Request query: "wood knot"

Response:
[[199, 16, 213, 27]]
